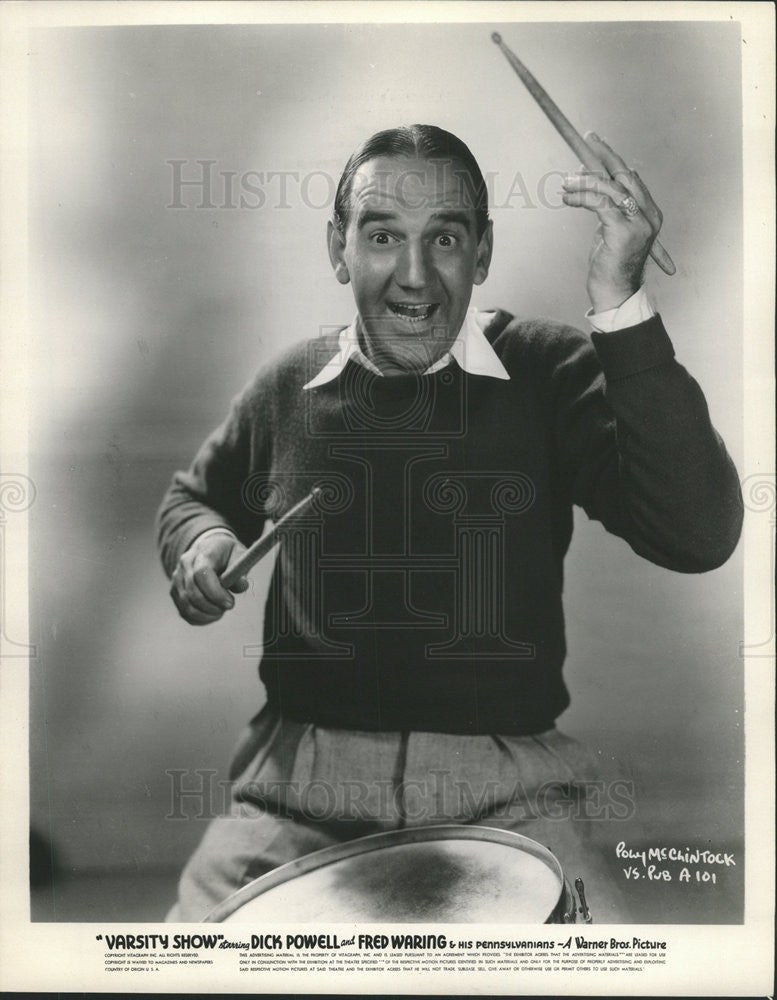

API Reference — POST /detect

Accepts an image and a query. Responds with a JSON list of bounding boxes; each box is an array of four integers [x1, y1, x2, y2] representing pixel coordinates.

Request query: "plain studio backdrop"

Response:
[[27, 20, 743, 921]]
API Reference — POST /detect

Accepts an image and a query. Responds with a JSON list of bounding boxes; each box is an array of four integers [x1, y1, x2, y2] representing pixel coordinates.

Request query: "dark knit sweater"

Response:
[[157, 312, 742, 734]]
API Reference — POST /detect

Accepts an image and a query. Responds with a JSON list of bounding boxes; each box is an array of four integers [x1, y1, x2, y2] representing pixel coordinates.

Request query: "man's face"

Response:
[[328, 155, 493, 375]]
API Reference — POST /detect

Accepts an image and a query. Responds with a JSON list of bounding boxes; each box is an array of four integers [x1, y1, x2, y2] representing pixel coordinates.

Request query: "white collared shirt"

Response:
[[302, 289, 655, 389]]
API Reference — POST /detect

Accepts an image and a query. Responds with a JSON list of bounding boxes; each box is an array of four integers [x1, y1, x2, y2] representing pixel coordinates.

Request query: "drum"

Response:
[[205, 824, 591, 924]]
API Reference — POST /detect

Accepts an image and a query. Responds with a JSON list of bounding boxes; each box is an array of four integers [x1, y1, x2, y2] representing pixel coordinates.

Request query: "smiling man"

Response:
[[157, 125, 743, 922], [327, 143, 493, 375]]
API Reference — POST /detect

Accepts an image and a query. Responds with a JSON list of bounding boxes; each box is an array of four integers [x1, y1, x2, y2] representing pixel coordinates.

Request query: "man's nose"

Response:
[[395, 240, 429, 290]]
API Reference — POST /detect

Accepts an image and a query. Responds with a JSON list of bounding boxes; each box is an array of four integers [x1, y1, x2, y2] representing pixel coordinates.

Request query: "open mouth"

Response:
[[388, 302, 439, 323]]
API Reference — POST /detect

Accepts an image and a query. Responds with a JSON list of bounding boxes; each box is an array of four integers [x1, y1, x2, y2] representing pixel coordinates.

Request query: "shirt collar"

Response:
[[302, 307, 510, 389]]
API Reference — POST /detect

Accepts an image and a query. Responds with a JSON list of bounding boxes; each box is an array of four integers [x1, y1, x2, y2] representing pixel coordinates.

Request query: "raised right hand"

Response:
[[169, 531, 249, 625]]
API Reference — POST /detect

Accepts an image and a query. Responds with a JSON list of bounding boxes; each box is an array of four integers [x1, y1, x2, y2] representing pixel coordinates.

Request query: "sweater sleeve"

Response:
[[155, 372, 272, 578], [554, 314, 743, 573]]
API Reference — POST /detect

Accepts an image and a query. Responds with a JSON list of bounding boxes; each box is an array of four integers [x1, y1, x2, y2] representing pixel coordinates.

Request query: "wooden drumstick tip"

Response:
[[491, 30, 676, 278]]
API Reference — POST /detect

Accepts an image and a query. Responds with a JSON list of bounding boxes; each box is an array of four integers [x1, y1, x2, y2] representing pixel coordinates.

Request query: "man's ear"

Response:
[[473, 220, 494, 286], [327, 220, 350, 285]]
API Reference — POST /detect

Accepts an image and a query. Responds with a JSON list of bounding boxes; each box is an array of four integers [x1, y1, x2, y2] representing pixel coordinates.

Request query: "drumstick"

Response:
[[219, 487, 321, 588], [491, 32, 676, 277]]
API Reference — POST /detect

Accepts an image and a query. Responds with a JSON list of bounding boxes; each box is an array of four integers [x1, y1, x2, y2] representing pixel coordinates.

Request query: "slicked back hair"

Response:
[[333, 124, 490, 239]]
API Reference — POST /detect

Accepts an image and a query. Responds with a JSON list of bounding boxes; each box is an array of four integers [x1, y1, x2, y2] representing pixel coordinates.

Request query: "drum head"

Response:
[[207, 824, 566, 924]]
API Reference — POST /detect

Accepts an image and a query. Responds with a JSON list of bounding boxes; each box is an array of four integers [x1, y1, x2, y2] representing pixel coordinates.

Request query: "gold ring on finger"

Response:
[[618, 195, 640, 218]]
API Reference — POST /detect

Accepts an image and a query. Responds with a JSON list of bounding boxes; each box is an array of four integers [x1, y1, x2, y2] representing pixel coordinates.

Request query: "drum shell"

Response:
[[552, 879, 580, 923]]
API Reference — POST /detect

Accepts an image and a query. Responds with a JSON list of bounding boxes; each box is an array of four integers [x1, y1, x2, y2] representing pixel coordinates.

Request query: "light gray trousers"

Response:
[[168, 705, 632, 922]]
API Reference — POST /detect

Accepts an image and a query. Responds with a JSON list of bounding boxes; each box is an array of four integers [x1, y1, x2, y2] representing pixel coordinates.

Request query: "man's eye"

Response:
[[435, 233, 458, 249], [370, 232, 397, 246]]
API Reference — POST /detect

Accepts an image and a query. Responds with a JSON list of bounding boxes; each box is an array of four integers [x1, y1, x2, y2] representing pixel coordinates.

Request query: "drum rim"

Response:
[[204, 822, 566, 923]]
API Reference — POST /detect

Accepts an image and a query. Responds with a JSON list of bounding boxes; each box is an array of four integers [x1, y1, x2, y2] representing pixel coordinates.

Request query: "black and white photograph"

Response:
[[1, 1, 774, 994]]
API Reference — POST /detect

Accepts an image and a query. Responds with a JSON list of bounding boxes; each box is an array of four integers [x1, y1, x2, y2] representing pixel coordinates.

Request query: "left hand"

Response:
[[561, 132, 664, 313]]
